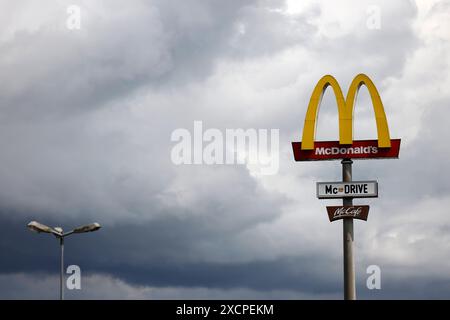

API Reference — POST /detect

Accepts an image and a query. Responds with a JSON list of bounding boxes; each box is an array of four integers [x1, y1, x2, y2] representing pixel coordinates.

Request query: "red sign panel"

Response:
[[292, 139, 401, 161], [326, 206, 370, 222]]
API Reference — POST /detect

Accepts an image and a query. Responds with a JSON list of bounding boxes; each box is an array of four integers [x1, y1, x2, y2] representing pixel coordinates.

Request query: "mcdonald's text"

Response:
[[292, 139, 400, 161]]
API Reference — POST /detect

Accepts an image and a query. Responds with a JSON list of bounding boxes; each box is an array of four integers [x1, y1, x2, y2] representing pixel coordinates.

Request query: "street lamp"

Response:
[[27, 221, 101, 300]]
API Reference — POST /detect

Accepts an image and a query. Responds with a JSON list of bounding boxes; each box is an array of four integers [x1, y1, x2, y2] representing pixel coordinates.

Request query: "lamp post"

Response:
[[27, 221, 101, 300]]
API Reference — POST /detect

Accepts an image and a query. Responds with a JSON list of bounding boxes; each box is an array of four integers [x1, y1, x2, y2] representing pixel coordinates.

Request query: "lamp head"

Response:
[[73, 223, 101, 233], [27, 221, 54, 234]]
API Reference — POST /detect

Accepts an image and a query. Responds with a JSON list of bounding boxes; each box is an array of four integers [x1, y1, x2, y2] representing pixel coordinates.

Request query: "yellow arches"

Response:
[[301, 74, 391, 150]]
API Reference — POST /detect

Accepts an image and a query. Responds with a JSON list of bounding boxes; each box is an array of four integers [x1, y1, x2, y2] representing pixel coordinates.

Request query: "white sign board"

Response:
[[317, 181, 378, 199]]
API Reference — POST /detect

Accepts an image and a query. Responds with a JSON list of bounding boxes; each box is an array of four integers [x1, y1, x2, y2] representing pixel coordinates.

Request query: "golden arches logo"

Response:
[[301, 74, 391, 150]]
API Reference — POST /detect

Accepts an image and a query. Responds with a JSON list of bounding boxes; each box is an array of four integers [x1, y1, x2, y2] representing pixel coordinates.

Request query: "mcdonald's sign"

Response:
[[292, 74, 400, 161]]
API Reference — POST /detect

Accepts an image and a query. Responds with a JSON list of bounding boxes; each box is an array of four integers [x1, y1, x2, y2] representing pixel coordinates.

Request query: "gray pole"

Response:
[[60, 236, 64, 300], [342, 158, 356, 300]]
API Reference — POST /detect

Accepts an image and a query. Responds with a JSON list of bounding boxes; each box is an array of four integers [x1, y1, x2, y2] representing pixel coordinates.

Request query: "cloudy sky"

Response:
[[0, 0, 449, 299]]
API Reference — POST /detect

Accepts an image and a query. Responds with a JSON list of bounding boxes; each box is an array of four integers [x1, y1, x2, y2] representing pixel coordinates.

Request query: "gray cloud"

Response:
[[0, 0, 450, 299]]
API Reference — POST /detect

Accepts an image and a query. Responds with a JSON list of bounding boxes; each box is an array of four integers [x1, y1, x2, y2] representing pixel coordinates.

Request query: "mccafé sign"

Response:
[[326, 206, 370, 222], [292, 74, 401, 160]]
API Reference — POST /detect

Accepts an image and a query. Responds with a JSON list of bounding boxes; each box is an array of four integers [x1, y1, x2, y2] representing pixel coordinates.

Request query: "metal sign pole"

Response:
[[342, 158, 356, 300]]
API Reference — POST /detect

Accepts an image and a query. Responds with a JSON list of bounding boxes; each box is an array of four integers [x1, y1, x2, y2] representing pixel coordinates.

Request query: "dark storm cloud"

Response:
[[0, 212, 340, 295], [3, 212, 450, 300], [1, 0, 450, 300], [0, 2, 170, 120], [0, 0, 313, 121]]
